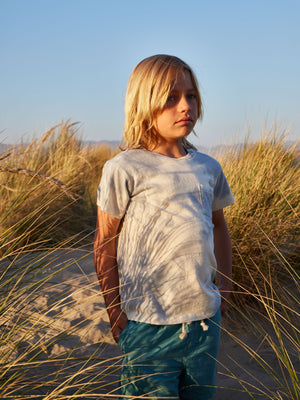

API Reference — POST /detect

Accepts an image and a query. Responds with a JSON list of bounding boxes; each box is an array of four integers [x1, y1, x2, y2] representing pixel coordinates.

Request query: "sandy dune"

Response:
[[9, 248, 293, 399]]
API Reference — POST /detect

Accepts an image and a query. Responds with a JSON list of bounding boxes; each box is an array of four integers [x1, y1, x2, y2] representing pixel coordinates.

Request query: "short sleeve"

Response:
[[212, 168, 234, 211], [97, 159, 133, 219]]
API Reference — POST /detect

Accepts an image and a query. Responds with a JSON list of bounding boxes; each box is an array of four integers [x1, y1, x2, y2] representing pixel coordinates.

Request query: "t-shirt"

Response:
[[97, 148, 234, 324]]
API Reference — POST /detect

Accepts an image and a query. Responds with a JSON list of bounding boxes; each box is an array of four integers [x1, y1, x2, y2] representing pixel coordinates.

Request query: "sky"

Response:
[[1, 0, 299, 148]]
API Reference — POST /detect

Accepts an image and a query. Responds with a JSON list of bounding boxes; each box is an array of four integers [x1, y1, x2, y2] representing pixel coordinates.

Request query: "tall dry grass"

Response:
[[0, 121, 118, 252], [217, 130, 299, 310], [0, 122, 121, 398], [217, 241, 299, 399], [213, 130, 299, 398], [0, 247, 123, 399], [0, 136, 121, 397]]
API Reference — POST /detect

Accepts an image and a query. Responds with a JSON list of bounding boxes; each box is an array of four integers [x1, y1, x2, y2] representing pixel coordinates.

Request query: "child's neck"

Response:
[[152, 140, 187, 159]]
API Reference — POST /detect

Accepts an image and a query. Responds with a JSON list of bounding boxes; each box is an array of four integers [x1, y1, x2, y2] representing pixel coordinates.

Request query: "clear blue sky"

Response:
[[1, 0, 299, 148]]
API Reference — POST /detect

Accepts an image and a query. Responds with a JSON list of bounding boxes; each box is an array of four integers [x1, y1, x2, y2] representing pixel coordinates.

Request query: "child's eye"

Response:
[[188, 93, 197, 100], [167, 95, 176, 102]]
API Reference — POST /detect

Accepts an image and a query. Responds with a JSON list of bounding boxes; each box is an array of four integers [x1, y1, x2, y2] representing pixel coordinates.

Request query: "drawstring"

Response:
[[179, 323, 187, 340], [179, 320, 209, 340], [200, 320, 209, 331]]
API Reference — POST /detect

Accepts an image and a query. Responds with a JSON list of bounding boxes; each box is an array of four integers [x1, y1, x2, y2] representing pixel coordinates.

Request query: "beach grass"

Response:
[[217, 242, 299, 399], [0, 121, 118, 250], [0, 123, 299, 398], [219, 130, 299, 311]]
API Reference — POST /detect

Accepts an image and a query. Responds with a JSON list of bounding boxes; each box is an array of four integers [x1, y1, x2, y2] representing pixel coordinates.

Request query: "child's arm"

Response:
[[94, 206, 128, 343], [212, 208, 232, 314]]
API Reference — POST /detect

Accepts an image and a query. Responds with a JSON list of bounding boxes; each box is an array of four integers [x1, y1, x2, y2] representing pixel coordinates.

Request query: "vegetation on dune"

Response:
[[0, 122, 299, 398], [219, 131, 299, 309], [216, 131, 299, 398], [0, 121, 118, 253]]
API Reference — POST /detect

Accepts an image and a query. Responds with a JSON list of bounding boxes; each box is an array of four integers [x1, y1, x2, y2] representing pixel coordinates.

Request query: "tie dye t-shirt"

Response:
[[97, 148, 234, 324]]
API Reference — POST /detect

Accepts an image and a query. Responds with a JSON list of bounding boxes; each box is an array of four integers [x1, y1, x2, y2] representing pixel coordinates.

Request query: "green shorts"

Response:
[[118, 309, 221, 400]]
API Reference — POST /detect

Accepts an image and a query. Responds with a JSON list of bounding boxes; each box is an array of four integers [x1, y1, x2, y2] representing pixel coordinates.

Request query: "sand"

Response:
[[6, 247, 295, 399]]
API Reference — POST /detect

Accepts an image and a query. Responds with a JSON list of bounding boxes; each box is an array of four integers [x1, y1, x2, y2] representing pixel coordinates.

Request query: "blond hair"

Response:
[[122, 54, 203, 151]]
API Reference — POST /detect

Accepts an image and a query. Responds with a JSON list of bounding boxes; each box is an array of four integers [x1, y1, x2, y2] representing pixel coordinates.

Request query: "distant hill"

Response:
[[1, 139, 298, 156], [83, 140, 120, 148], [0, 143, 11, 155]]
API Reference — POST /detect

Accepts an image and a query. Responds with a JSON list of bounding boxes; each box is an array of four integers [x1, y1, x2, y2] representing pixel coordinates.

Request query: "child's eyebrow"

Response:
[[170, 87, 196, 93]]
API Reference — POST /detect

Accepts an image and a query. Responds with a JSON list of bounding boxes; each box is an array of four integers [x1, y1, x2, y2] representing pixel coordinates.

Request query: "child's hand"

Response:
[[109, 307, 128, 343]]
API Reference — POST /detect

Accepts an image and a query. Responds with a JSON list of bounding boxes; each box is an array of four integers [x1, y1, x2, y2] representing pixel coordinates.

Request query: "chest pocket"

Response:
[[196, 184, 213, 218]]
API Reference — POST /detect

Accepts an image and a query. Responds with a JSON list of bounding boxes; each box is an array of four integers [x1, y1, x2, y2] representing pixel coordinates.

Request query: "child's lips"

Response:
[[175, 118, 193, 125]]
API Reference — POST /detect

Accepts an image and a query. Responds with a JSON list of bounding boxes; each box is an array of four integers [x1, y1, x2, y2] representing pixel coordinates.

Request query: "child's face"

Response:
[[154, 70, 198, 143]]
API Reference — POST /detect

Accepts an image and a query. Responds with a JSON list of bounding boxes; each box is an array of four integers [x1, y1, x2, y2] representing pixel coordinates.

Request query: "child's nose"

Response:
[[178, 95, 191, 111]]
